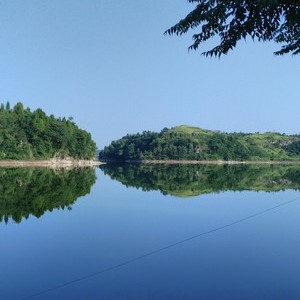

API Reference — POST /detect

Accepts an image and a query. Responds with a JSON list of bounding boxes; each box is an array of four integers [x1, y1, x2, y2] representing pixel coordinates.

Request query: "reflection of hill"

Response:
[[0, 168, 96, 224], [100, 164, 300, 198]]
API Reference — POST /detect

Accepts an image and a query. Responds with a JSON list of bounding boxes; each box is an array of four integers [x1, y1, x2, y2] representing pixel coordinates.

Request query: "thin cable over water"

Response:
[[20, 197, 299, 300]]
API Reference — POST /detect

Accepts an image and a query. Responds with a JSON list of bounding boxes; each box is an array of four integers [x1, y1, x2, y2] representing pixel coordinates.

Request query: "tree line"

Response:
[[0, 102, 96, 160], [99, 125, 300, 162]]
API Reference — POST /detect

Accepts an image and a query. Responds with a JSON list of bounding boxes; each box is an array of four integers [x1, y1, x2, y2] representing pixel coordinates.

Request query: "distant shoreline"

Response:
[[101, 159, 300, 165], [0, 159, 105, 168]]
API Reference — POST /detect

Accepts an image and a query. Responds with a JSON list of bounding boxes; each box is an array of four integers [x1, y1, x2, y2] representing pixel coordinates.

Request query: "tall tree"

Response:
[[165, 0, 300, 57]]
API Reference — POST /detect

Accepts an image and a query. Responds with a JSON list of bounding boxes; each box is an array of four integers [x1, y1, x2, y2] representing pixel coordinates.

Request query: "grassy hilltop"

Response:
[[99, 125, 300, 162]]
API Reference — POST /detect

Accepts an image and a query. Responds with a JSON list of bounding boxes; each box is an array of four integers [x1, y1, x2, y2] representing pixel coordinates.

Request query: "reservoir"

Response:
[[1, 164, 300, 300]]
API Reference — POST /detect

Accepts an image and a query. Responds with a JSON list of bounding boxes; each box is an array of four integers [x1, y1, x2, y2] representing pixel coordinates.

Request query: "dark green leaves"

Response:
[[165, 0, 300, 56]]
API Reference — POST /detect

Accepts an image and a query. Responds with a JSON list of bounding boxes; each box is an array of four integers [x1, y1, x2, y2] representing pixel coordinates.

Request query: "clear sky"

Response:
[[0, 0, 299, 149]]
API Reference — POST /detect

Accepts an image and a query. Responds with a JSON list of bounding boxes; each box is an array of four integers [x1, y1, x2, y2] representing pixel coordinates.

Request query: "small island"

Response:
[[99, 125, 300, 163], [0, 102, 101, 167]]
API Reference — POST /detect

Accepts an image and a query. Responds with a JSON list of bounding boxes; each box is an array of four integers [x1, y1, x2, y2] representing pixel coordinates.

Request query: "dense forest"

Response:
[[99, 125, 300, 162], [0, 167, 96, 224], [0, 102, 96, 160], [101, 164, 300, 198]]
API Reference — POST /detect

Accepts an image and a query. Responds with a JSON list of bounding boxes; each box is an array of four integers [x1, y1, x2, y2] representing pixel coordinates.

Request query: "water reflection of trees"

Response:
[[101, 164, 300, 198], [0, 168, 96, 224]]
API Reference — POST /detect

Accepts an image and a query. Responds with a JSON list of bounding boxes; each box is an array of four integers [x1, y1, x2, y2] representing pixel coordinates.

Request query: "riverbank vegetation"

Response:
[[99, 125, 300, 162], [0, 102, 96, 160]]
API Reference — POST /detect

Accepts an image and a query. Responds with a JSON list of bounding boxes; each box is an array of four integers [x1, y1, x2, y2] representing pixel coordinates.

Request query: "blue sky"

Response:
[[0, 0, 299, 149]]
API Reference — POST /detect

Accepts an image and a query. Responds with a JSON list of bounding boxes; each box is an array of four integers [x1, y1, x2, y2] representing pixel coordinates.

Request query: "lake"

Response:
[[1, 164, 300, 300]]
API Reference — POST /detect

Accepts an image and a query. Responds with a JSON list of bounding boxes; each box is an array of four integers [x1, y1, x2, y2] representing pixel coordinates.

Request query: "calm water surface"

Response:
[[1, 165, 300, 300]]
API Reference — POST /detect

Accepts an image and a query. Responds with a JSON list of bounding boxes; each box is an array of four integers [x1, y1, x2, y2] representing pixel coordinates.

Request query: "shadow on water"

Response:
[[100, 163, 300, 197], [0, 167, 96, 224]]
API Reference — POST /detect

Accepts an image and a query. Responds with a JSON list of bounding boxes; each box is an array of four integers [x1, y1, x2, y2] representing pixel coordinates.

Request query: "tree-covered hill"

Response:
[[99, 125, 300, 162], [0, 102, 96, 160]]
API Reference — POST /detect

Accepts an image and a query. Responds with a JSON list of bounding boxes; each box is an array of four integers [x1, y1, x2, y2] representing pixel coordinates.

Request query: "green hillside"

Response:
[[0, 102, 96, 160], [167, 125, 211, 135], [99, 125, 300, 162]]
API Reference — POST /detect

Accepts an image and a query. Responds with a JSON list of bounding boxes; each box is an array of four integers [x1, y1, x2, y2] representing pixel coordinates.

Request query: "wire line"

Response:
[[20, 197, 299, 300]]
